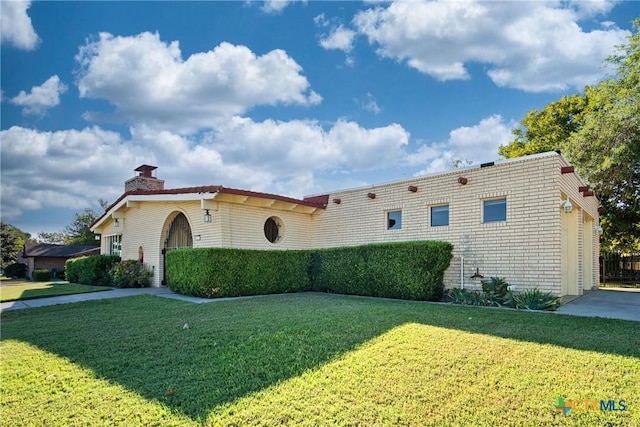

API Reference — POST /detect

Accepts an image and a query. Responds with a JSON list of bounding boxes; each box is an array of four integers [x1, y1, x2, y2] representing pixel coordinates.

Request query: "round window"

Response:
[[264, 216, 283, 243]]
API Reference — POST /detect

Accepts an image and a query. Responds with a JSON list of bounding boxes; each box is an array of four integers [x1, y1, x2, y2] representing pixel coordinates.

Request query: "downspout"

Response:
[[460, 255, 464, 289]]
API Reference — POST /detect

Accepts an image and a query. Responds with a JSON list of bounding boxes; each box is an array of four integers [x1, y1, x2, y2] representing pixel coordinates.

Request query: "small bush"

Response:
[[448, 279, 561, 312], [65, 255, 120, 286], [4, 263, 27, 279], [508, 288, 561, 311], [481, 277, 509, 299], [110, 260, 153, 288], [32, 269, 51, 281], [446, 288, 493, 306]]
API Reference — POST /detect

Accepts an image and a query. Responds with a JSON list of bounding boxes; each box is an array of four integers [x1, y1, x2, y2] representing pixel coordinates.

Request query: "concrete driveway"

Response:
[[557, 287, 640, 322]]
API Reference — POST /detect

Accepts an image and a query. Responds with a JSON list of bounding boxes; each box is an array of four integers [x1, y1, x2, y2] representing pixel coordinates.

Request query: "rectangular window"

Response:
[[483, 198, 507, 223], [431, 205, 449, 227], [387, 210, 402, 230], [105, 235, 122, 256]]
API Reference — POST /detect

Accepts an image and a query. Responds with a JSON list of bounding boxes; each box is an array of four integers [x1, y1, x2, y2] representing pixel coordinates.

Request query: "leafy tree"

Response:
[[63, 208, 100, 245], [499, 20, 640, 252], [498, 94, 586, 158], [37, 231, 66, 244], [35, 203, 105, 247], [0, 222, 33, 268]]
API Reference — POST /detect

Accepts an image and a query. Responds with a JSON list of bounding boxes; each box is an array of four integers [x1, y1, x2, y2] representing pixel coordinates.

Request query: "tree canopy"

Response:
[[36, 207, 103, 246], [62, 208, 101, 245], [499, 19, 640, 253], [0, 222, 34, 268]]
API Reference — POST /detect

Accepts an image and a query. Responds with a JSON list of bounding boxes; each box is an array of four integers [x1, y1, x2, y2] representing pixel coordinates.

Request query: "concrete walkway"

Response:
[[0, 287, 214, 312], [557, 287, 640, 322]]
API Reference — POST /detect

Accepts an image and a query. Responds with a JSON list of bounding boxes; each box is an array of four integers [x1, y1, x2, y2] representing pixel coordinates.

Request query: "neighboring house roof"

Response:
[[23, 243, 100, 258], [91, 185, 329, 229]]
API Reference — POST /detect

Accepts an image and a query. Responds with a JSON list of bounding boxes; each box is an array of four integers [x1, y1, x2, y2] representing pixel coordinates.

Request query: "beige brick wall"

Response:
[[311, 152, 597, 295]]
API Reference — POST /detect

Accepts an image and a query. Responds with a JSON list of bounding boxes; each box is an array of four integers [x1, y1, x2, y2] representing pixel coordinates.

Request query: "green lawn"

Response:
[[1, 293, 638, 426], [0, 280, 112, 302]]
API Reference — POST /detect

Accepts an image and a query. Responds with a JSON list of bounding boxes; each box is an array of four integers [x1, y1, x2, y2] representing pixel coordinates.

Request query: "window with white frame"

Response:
[[387, 210, 402, 230], [105, 235, 122, 256], [431, 205, 449, 227], [483, 198, 507, 223]]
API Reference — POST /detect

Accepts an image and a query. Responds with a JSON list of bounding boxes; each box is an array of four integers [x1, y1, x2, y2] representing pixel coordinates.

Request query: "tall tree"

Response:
[[37, 231, 67, 244], [498, 94, 586, 158], [0, 222, 33, 268], [63, 208, 100, 245], [499, 20, 640, 252]]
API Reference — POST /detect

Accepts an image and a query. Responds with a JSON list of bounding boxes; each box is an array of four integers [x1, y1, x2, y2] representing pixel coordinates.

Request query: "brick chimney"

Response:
[[125, 165, 165, 192]]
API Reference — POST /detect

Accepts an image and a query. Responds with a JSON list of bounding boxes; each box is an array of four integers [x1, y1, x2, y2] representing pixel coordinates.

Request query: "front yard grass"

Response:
[[0, 280, 111, 302], [1, 293, 638, 426]]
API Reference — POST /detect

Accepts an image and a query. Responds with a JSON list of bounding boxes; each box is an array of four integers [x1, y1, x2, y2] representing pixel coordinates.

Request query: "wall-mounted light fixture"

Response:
[[194, 234, 202, 241], [560, 198, 573, 214], [457, 177, 468, 185], [94, 234, 101, 240], [367, 192, 376, 199], [333, 198, 341, 204], [114, 218, 120, 227], [470, 267, 484, 280], [204, 209, 211, 223], [408, 185, 418, 193]]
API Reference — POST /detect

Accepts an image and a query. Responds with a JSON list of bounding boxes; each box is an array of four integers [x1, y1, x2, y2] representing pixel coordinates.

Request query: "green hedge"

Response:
[[311, 241, 453, 301], [166, 248, 312, 298], [32, 269, 52, 282], [166, 241, 453, 301], [65, 255, 121, 286]]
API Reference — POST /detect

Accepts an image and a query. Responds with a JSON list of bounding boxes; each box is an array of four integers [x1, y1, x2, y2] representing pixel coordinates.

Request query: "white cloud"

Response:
[[0, 0, 39, 50], [75, 32, 321, 133], [353, 0, 630, 91], [411, 115, 514, 175], [319, 25, 357, 52], [260, 0, 307, 14], [1, 118, 410, 218], [10, 75, 68, 115], [0, 126, 140, 220], [359, 93, 381, 114]]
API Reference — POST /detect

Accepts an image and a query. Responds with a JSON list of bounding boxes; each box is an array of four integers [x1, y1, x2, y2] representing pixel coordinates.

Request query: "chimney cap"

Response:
[[134, 165, 158, 177]]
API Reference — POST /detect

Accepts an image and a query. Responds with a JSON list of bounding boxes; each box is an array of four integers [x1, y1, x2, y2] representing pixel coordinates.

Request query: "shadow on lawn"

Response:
[[1, 292, 639, 422]]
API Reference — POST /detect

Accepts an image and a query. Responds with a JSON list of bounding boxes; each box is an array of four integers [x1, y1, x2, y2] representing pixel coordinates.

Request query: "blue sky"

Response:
[[1, 0, 637, 237]]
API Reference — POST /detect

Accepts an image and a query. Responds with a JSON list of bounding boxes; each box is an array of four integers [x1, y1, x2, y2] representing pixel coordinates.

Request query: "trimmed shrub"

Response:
[[32, 269, 52, 282], [4, 263, 27, 278], [166, 248, 312, 298], [166, 241, 452, 301], [110, 260, 153, 288], [311, 241, 453, 301], [65, 255, 120, 286]]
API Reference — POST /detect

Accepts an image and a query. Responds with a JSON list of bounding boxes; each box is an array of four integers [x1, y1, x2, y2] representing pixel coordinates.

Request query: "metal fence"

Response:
[[600, 252, 640, 284]]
